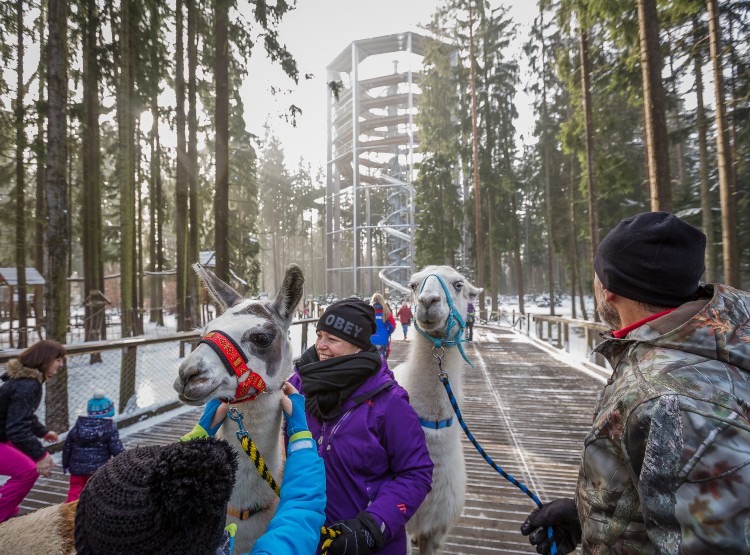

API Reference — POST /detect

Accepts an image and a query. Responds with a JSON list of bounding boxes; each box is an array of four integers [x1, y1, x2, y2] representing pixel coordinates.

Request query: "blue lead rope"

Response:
[[413, 273, 557, 554], [438, 357, 557, 555]]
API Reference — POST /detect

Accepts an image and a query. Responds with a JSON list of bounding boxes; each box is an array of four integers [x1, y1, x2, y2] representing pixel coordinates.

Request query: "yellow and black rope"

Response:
[[239, 435, 280, 495]]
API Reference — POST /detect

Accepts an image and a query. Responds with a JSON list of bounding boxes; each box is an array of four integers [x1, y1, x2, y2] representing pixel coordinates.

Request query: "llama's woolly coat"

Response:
[[0, 501, 77, 555]]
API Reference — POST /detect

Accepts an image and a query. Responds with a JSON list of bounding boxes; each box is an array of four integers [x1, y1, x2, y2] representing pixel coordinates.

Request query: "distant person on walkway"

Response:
[[62, 390, 124, 502], [521, 211, 750, 554], [465, 302, 475, 341], [396, 301, 413, 340], [290, 298, 433, 555], [370, 293, 396, 360], [0, 339, 64, 523]]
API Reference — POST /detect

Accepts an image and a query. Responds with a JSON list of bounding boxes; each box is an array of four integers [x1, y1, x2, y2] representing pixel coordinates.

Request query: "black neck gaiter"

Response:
[[296, 345, 381, 421]]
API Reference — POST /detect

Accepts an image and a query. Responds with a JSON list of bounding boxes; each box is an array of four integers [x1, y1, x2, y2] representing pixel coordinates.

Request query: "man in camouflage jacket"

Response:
[[521, 212, 750, 554]]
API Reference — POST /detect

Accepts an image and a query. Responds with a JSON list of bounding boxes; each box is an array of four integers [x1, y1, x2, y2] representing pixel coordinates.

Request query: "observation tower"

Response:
[[325, 32, 425, 298]]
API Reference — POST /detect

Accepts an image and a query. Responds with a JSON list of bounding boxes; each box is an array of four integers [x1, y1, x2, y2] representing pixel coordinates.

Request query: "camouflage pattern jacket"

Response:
[[577, 284, 750, 554]]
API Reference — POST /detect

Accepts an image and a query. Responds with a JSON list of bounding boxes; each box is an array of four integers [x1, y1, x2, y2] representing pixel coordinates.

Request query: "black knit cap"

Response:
[[74, 438, 237, 554], [317, 298, 377, 349], [594, 211, 706, 307]]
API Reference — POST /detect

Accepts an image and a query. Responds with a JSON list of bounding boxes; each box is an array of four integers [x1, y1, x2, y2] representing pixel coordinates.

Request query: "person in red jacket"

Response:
[[395, 301, 413, 340]]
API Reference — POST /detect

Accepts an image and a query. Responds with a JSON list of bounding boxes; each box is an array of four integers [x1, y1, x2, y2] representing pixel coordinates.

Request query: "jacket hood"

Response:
[[70, 416, 116, 445], [598, 284, 750, 373], [4, 359, 45, 383]]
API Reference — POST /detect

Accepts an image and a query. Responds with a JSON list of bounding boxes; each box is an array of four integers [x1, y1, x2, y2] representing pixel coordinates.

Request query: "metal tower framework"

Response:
[[325, 32, 425, 298]]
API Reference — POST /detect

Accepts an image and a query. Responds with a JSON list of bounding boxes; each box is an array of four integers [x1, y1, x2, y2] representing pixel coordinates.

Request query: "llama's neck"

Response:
[[219, 389, 285, 476], [403, 331, 467, 421]]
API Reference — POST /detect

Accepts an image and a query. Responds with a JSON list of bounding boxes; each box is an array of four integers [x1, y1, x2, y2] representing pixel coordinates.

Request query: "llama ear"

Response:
[[465, 282, 483, 300], [193, 263, 244, 313], [271, 264, 305, 323]]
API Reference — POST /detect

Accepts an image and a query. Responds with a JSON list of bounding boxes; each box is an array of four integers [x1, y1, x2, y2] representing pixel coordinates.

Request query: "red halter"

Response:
[[198, 330, 266, 403]]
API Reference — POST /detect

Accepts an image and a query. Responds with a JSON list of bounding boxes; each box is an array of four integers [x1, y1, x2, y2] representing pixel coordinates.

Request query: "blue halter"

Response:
[[412, 273, 474, 368]]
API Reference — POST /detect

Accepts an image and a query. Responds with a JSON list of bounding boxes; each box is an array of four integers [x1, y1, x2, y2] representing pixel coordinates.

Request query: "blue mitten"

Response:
[[284, 393, 314, 452], [181, 398, 226, 441]]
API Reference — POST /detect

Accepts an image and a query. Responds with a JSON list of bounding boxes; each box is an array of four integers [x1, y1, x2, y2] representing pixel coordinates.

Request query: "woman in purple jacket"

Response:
[[289, 298, 433, 555]]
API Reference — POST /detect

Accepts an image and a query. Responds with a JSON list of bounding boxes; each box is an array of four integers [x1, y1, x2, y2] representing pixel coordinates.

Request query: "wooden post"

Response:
[[119, 345, 138, 413], [301, 321, 309, 351], [563, 322, 569, 352]]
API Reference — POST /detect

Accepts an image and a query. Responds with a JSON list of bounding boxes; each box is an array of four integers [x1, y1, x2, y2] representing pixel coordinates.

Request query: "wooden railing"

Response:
[[508, 311, 610, 370], [0, 319, 318, 442]]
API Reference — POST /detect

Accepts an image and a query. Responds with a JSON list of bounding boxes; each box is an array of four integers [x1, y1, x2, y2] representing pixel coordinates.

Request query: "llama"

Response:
[[393, 265, 481, 555], [173, 263, 304, 553]]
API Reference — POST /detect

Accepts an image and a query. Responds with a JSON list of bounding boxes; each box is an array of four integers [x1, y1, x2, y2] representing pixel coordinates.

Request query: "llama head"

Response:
[[174, 264, 305, 405], [408, 265, 482, 337]]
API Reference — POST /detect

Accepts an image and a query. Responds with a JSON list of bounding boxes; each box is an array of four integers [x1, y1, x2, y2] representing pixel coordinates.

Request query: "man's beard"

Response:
[[597, 299, 622, 330]]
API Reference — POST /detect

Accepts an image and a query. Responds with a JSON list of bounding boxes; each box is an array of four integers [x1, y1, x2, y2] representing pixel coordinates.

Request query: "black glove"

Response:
[[520, 498, 581, 555], [327, 511, 385, 555]]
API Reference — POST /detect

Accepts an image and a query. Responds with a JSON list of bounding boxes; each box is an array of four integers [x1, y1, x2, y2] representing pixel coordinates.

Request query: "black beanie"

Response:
[[317, 298, 377, 349], [594, 211, 706, 307], [75, 438, 237, 554]]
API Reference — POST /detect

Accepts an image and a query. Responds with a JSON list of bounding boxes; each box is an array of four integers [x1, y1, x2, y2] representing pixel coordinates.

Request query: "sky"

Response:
[[240, 0, 539, 171]]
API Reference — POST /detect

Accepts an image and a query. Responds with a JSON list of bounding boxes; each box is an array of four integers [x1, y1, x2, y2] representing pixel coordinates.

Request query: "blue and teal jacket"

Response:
[[250, 433, 326, 555]]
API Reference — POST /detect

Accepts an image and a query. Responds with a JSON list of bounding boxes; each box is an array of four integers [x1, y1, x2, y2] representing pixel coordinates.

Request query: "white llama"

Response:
[[394, 265, 482, 555], [173, 263, 304, 553]]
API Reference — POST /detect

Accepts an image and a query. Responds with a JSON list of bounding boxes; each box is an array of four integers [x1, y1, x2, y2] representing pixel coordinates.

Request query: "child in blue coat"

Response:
[[63, 391, 124, 502]]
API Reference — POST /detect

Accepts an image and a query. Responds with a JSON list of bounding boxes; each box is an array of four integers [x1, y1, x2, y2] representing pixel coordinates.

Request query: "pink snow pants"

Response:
[[0, 441, 40, 523], [66, 474, 91, 503]]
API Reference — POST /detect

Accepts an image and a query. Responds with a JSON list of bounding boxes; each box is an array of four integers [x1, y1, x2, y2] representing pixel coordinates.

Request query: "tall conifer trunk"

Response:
[[707, 0, 740, 287], [693, 19, 716, 283], [15, 0, 28, 348], [82, 0, 104, 348], [187, 0, 200, 325], [637, 0, 671, 211], [175, 0, 188, 330], [214, 0, 230, 282], [578, 23, 599, 320], [45, 0, 70, 431]]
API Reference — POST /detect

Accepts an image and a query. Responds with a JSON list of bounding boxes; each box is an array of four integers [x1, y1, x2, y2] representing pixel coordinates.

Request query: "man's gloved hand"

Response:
[[327, 511, 385, 555], [520, 498, 581, 555], [181, 398, 227, 441]]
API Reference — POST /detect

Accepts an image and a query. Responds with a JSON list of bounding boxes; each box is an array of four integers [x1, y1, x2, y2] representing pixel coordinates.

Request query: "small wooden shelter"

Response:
[[0, 268, 45, 346]]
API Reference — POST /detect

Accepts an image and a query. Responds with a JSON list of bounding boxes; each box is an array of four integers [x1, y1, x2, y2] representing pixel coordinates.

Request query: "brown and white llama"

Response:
[[393, 265, 482, 555], [174, 263, 304, 553]]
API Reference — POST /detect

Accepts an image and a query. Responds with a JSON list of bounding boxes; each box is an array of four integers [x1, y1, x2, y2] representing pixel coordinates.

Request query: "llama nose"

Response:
[[178, 358, 200, 384], [419, 292, 441, 310]]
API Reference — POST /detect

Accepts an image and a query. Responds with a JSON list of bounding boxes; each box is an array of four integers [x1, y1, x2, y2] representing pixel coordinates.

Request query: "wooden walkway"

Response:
[[17, 326, 606, 554]]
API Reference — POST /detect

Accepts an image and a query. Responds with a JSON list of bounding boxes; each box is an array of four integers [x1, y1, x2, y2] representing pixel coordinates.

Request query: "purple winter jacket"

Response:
[[289, 357, 433, 555]]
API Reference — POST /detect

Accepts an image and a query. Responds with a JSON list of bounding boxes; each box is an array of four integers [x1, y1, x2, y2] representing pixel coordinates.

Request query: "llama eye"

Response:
[[454, 282, 464, 291], [250, 333, 274, 347], [410, 283, 418, 291]]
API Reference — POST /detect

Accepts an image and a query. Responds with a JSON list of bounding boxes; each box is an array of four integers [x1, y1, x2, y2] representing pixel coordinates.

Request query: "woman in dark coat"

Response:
[[0, 340, 65, 522]]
